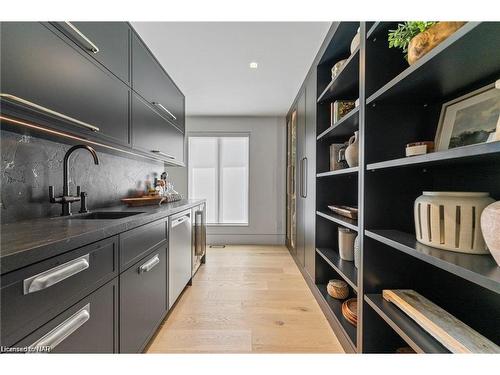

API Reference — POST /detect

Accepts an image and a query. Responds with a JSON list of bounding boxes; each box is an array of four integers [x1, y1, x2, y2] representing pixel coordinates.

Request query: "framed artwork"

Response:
[[435, 81, 500, 151]]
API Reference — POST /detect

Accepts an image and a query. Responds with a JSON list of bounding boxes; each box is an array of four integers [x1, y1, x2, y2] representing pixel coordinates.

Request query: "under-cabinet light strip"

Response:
[[0, 115, 171, 165]]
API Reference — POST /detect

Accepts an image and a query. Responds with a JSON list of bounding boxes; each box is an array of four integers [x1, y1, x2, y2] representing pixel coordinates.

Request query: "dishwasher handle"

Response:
[[172, 215, 190, 228]]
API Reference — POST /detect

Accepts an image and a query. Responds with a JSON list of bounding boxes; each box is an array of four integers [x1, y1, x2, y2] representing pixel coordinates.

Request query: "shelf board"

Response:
[[317, 283, 357, 349], [316, 248, 358, 291], [318, 22, 360, 65], [317, 167, 359, 177], [366, 22, 400, 40], [367, 141, 500, 171], [365, 230, 500, 294], [317, 107, 359, 140], [317, 48, 360, 103], [316, 210, 358, 231], [364, 294, 449, 353], [367, 22, 500, 105]]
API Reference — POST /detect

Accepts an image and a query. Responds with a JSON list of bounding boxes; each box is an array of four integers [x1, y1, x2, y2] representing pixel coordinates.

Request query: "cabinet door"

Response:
[[132, 33, 185, 132], [54, 22, 130, 83], [15, 279, 118, 353], [296, 90, 307, 268], [132, 93, 184, 163], [0, 22, 129, 146], [304, 71, 317, 281], [120, 247, 167, 353]]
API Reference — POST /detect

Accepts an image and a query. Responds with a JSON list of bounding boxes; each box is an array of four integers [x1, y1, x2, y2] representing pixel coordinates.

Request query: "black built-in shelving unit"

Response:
[[288, 21, 500, 353]]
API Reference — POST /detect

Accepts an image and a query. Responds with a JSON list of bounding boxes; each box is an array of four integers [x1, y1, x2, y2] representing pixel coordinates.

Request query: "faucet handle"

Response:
[[49, 186, 55, 200], [76, 186, 81, 197]]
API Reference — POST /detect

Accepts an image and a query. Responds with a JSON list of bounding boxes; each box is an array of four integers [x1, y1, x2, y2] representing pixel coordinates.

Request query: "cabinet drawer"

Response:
[[0, 236, 118, 346], [132, 33, 185, 133], [14, 279, 118, 353], [53, 22, 130, 84], [132, 93, 184, 163], [0, 22, 130, 146], [120, 247, 167, 353], [120, 218, 167, 270]]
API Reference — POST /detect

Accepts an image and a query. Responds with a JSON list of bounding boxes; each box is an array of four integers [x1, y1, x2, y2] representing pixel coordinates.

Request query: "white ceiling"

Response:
[[132, 22, 331, 117]]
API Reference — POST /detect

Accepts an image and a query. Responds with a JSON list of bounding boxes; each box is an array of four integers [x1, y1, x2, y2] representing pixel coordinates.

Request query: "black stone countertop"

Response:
[[0, 199, 205, 275]]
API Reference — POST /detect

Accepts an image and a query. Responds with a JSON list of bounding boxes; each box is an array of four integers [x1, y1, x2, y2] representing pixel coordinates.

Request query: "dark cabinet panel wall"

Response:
[[0, 22, 185, 165], [0, 22, 130, 145], [292, 72, 317, 276], [304, 70, 317, 281], [132, 34, 185, 133], [296, 90, 307, 268]]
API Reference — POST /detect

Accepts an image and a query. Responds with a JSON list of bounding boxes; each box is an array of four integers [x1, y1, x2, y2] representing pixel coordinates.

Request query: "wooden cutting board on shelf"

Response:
[[382, 289, 500, 353]]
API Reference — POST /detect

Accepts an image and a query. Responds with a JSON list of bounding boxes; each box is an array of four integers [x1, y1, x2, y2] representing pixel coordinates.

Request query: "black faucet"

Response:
[[49, 145, 99, 216]]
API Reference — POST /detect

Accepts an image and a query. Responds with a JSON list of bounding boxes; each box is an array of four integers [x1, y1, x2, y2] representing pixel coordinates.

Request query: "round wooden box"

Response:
[[327, 279, 349, 300]]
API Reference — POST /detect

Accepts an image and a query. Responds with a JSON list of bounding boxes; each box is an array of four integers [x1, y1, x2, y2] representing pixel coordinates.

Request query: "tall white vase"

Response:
[[414, 192, 494, 254], [481, 201, 500, 266]]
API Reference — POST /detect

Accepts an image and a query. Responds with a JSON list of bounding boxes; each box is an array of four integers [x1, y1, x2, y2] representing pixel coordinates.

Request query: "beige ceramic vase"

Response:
[[481, 201, 500, 266], [345, 131, 359, 168], [414, 192, 494, 254]]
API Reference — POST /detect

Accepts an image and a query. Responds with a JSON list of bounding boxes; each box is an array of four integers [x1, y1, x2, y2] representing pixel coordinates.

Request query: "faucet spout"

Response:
[[62, 144, 99, 203]]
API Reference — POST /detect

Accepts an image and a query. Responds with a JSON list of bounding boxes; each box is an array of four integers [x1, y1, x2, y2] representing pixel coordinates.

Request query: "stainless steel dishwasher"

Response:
[[168, 209, 192, 309]]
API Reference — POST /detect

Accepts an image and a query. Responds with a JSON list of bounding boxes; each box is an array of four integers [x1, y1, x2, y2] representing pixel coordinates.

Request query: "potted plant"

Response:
[[388, 21, 465, 64]]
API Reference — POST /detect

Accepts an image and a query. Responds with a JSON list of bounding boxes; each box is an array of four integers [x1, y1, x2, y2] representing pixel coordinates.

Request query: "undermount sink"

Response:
[[67, 211, 144, 220]]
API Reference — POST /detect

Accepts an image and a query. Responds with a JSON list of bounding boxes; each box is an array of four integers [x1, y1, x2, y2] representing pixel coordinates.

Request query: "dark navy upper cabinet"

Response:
[[132, 93, 184, 163], [132, 33, 185, 133], [52, 22, 131, 84], [0, 22, 130, 146]]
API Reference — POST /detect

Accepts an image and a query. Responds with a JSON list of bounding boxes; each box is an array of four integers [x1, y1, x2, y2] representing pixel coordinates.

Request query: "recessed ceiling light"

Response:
[[249, 62, 258, 69]]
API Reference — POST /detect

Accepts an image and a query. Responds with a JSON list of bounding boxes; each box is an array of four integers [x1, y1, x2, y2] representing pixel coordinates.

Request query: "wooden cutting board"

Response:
[[382, 289, 500, 353]]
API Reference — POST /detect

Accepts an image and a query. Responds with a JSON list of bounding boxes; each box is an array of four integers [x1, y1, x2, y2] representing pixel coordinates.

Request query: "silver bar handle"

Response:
[[302, 157, 308, 198], [23, 254, 90, 295], [194, 211, 204, 256], [151, 150, 176, 159], [172, 215, 189, 228], [64, 22, 100, 53], [139, 254, 160, 273], [152, 102, 177, 120], [30, 304, 90, 351], [0, 93, 100, 132]]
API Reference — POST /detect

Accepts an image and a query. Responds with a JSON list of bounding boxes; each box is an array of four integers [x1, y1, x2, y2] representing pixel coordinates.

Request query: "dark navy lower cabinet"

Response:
[[0, 236, 118, 347], [14, 279, 118, 353], [119, 246, 168, 353]]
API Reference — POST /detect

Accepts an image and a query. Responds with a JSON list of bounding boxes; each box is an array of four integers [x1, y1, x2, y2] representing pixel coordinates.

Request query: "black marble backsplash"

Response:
[[1, 130, 166, 223]]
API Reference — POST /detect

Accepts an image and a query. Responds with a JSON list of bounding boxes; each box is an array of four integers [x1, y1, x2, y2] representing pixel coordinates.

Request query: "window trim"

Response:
[[188, 131, 250, 226]]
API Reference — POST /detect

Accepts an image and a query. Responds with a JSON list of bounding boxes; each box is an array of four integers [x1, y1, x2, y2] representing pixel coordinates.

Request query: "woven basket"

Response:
[[327, 279, 349, 300]]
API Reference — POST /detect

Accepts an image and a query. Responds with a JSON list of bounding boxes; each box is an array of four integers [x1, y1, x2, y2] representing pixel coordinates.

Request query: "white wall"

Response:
[[175, 116, 286, 245]]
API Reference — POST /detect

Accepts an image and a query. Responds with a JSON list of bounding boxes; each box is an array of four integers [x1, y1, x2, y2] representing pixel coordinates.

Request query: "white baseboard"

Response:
[[207, 234, 285, 246]]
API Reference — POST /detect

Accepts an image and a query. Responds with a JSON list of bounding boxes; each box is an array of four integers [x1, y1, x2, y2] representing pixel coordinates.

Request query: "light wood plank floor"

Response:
[[147, 245, 344, 353]]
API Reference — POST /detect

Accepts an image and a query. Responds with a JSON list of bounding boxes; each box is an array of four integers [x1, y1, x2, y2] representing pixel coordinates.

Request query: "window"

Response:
[[188, 134, 249, 225]]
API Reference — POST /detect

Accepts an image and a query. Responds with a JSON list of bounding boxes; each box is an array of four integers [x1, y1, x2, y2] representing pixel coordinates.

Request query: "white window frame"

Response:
[[188, 132, 250, 226]]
